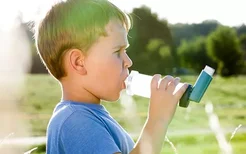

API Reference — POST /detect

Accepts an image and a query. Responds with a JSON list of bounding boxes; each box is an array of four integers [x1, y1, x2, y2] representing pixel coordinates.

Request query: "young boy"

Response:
[[35, 0, 188, 153]]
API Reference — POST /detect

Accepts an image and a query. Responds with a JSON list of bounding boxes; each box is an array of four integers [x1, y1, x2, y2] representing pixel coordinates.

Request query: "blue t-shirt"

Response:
[[46, 101, 135, 154]]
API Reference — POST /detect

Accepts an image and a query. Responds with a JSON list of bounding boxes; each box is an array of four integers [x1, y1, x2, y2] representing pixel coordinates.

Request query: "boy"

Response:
[[35, 0, 188, 153]]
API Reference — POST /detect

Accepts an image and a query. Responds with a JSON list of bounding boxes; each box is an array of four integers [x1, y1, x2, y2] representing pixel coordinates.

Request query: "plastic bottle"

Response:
[[125, 65, 215, 107]]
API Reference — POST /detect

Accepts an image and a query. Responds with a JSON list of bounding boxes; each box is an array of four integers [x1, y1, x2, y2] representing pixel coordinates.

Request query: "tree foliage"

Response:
[[177, 37, 216, 72], [146, 39, 174, 74], [170, 20, 220, 46], [236, 24, 246, 36], [127, 6, 174, 75], [207, 26, 243, 76]]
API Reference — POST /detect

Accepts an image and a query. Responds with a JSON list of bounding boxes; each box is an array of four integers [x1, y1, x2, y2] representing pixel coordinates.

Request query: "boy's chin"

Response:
[[103, 89, 128, 102], [109, 95, 121, 102], [103, 93, 121, 102]]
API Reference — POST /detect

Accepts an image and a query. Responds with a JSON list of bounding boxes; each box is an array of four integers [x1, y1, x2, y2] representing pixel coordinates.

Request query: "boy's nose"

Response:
[[123, 53, 132, 68]]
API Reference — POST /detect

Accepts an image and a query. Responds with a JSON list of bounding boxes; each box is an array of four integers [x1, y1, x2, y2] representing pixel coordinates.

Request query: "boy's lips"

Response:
[[122, 74, 129, 89], [122, 82, 126, 89]]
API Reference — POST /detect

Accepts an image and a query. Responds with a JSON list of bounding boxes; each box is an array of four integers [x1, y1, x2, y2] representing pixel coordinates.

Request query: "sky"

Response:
[[0, 0, 246, 31]]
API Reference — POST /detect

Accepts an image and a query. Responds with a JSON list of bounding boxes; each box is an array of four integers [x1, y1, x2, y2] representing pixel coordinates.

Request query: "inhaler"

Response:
[[125, 65, 215, 108]]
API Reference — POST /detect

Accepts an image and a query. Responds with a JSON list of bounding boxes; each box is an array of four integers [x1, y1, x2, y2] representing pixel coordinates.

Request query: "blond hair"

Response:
[[35, 0, 131, 79]]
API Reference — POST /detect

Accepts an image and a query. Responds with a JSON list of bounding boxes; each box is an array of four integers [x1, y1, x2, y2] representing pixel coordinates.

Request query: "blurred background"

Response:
[[0, 0, 246, 153]]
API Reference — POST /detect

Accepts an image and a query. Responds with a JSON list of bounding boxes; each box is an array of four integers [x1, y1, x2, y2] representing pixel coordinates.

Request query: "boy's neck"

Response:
[[60, 80, 101, 105]]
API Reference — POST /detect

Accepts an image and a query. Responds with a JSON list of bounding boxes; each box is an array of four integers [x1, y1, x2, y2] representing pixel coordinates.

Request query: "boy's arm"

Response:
[[128, 75, 187, 154], [114, 119, 168, 154], [129, 118, 169, 154]]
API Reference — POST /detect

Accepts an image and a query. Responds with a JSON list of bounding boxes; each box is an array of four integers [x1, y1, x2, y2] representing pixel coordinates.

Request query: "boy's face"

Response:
[[84, 20, 132, 102]]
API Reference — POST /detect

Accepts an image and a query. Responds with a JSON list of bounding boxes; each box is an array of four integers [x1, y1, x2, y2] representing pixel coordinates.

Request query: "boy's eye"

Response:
[[114, 50, 121, 56]]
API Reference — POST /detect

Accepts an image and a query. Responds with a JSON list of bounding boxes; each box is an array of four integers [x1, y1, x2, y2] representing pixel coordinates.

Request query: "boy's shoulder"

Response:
[[46, 102, 125, 153], [47, 102, 104, 133]]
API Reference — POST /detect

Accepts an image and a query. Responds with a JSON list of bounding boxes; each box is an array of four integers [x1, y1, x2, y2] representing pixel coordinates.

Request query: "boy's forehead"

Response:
[[105, 20, 128, 47], [106, 20, 125, 31]]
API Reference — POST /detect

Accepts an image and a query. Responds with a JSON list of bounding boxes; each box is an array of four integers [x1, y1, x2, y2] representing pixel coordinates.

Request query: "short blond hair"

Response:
[[35, 0, 131, 79]]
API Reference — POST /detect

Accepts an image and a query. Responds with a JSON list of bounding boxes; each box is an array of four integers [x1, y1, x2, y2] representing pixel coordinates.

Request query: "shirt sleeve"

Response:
[[60, 111, 121, 154]]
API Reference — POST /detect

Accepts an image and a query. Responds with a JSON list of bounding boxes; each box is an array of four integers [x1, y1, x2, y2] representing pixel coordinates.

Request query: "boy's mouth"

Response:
[[122, 82, 126, 89], [122, 74, 129, 89]]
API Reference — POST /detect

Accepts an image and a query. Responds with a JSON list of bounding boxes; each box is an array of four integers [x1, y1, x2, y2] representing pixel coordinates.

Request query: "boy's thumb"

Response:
[[151, 74, 161, 91]]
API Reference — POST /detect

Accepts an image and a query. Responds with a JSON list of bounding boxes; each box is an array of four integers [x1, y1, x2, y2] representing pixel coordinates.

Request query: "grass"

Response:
[[161, 132, 246, 154], [21, 132, 245, 154], [17, 74, 246, 153]]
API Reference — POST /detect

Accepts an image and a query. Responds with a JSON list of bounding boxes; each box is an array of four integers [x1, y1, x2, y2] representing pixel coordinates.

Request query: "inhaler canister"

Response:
[[189, 65, 215, 102]]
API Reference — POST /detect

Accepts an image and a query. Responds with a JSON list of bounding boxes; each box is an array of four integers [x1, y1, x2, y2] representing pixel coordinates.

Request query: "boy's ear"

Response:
[[68, 49, 87, 75]]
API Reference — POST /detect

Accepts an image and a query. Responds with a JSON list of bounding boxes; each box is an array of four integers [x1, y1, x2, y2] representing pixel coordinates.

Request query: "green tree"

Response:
[[146, 39, 174, 74], [127, 6, 173, 75], [239, 34, 246, 53], [239, 34, 246, 74], [177, 37, 216, 72], [236, 24, 246, 36], [207, 26, 243, 76], [170, 20, 220, 47]]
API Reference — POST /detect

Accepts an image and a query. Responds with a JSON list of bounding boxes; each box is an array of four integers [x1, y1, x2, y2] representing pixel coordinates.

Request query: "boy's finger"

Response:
[[167, 77, 180, 93], [174, 83, 188, 100], [151, 74, 161, 91], [159, 75, 174, 90]]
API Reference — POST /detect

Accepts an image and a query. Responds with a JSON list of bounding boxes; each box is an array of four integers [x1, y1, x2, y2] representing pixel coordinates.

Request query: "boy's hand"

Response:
[[130, 74, 188, 154], [148, 74, 188, 126]]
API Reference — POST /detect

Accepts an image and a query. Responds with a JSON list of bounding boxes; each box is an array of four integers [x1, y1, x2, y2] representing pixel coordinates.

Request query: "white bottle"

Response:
[[124, 71, 185, 98]]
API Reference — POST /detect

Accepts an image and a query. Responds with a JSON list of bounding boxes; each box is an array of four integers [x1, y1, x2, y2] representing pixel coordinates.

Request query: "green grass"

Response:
[[161, 132, 246, 154], [22, 133, 246, 154]]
